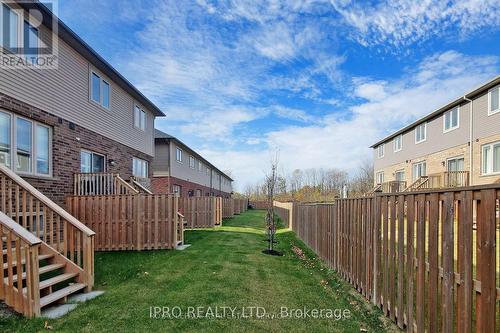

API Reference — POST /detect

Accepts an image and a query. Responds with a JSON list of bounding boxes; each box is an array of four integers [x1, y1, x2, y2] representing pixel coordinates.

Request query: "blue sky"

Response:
[[58, 0, 500, 190]]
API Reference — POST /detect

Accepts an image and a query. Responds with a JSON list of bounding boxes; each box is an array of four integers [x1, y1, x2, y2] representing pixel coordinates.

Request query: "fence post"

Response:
[[135, 195, 143, 251], [372, 194, 380, 306]]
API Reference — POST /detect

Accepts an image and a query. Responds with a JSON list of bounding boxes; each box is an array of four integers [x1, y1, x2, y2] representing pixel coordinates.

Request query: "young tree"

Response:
[[263, 152, 282, 256]]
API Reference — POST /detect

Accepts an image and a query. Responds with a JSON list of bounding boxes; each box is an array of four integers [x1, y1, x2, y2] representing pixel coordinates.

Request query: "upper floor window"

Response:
[[23, 20, 38, 64], [133, 157, 148, 178], [377, 144, 384, 158], [189, 156, 195, 169], [1, 4, 20, 53], [206, 167, 210, 175], [0, 111, 51, 176], [415, 123, 427, 144], [90, 71, 110, 109], [443, 107, 459, 132], [482, 141, 500, 175], [198, 160, 202, 172], [375, 171, 384, 185], [176, 148, 182, 163], [134, 105, 146, 131], [81, 150, 105, 173], [393, 135, 402, 152], [489, 86, 499, 115]]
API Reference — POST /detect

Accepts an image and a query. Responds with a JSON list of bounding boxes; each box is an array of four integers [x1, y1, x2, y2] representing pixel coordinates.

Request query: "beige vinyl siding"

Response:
[[374, 101, 471, 171], [472, 89, 500, 139], [0, 19, 155, 156]]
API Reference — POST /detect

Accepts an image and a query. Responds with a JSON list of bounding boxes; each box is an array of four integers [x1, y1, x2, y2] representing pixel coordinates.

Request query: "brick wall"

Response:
[[152, 176, 231, 198], [0, 92, 152, 207]]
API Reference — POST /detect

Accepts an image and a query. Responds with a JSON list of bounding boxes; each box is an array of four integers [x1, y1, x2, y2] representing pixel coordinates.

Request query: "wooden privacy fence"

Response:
[[222, 198, 235, 218], [178, 197, 222, 228], [249, 200, 268, 209], [278, 184, 500, 333], [66, 194, 181, 251]]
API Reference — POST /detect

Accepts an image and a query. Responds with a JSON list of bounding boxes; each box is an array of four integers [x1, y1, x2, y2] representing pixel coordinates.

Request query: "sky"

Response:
[[57, 0, 500, 191]]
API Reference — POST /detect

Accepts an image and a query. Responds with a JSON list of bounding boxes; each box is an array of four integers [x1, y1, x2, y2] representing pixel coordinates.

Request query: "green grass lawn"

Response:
[[1, 210, 399, 332]]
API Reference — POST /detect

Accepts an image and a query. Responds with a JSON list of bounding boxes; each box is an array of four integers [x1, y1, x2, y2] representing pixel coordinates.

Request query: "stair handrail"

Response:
[[1, 165, 94, 236], [130, 178, 153, 194], [0, 211, 41, 317], [115, 175, 140, 194], [0, 211, 41, 245]]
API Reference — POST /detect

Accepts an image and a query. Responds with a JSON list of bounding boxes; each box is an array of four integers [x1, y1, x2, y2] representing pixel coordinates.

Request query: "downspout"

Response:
[[464, 96, 473, 186]]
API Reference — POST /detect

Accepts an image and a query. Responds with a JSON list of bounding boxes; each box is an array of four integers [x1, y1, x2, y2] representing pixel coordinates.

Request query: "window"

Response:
[[0, 112, 11, 167], [80, 151, 105, 173], [0, 111, 51, 175], [394, 170, 405, 182], [415, 123, 427, 143], [134, 105, 146, 130], [133, 157, 148, 178], [443, 107, 459, 132], [447, 157, 465, 172], [489, 86, 500, 115], [376, 172, 384, 185], [206, 167, 210, 175], [482, 141, 500, 175], [172, 185, 181, 195], [1, 4, 19, 53], [176, 148, 182, 163], [196, 189, 202, 197], [377, 144, 384, 158], [393, 135, 402, 152], [189, 156, 195, 169], [23, 20, 38, 64], [198, 160, 202, 172], [90, 71, 110, 109], [412, 161, 427, 181]]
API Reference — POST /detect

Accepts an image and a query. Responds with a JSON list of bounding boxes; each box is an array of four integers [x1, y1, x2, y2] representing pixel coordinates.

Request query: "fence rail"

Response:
[[66, 194, 180, 251], [277, 184, 500, 332]]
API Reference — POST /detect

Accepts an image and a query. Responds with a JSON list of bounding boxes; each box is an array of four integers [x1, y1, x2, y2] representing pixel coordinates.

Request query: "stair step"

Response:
[[2, 253, 53, 269], [4, 263, 65, 284], [40, 283, 86, 308], [40, 273, 78, 290]]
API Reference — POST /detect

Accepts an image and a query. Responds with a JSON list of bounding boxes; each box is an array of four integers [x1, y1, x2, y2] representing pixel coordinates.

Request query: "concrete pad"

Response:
[[67, 290, 105, 303], [176, 244, 191, 250], [41, 304, 78, 319]]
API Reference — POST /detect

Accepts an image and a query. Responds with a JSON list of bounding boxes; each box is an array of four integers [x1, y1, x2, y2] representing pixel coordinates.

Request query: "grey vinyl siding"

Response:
[[473, 88, 500, 139], [152, 143, 170, 176], [169, 142, 212, 188], [0, 18, 155, 156], [374, 101, 470, 170]]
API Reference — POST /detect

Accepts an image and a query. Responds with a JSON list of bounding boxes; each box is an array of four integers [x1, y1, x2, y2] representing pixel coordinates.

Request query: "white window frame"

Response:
[[198, 160, 202, 172], [0, 110, 52, 177], [176, 148, 183, 163], [80, 149, 106, 173], [481, 141, 500, 175], [394, 170, 405, 182], [377, 144, 385, 158], [1, 3, 21, 54], [415, 123, 427, 144], [393, 135, 402, 152], [172, 184, 181, 195], [443, 107, 460, 133], [488, 86, 500, 116], [412, 161, 427, 181], [89, 70, 111, 110], [132, 157, 148, 178], [206, 167, 210, 175], [375, 171, 384, 185], [189, 156, 195, 169], [134, 105, 146, 131]]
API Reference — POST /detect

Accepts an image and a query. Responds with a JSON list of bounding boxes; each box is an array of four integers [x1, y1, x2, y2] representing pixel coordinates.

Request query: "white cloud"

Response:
[[220, 51, 499, 191], [329, 0, 500, 48]]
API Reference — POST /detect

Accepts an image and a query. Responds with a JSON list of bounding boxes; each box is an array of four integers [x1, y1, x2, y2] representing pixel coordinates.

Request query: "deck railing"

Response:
[[380, 181, 407, 193], [73, 173, 139, 196]]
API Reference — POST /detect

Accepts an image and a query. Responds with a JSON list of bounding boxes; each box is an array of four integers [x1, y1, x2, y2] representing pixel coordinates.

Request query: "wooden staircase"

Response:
[[1, 165, 95, 317], [404, 176, 430, 192]]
